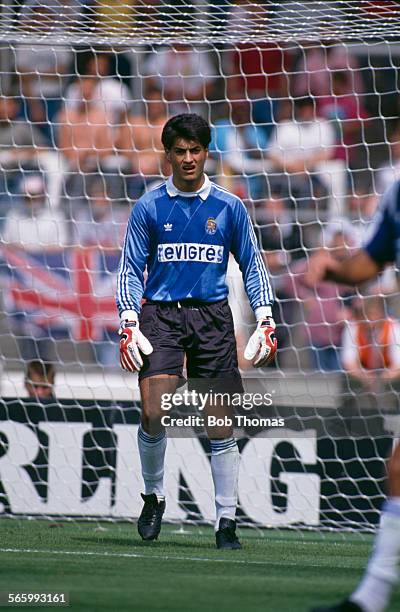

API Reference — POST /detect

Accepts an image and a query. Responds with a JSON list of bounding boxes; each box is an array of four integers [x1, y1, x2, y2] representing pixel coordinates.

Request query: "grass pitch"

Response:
[[0, 520, 399, 612]]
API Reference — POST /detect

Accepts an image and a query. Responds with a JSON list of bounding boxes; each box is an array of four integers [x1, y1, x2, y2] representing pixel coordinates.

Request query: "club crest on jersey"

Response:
[[205, 217, 217, 235]]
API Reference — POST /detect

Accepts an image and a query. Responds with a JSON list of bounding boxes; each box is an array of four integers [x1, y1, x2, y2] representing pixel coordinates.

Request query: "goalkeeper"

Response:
[[116, 113, 276, 549], [308, 180, 400, 612]]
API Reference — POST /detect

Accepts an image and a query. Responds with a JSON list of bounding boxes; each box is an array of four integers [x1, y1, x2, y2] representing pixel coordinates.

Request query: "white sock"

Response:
[[351, 497, 400, 612], [137, 425, 167, 498], [210, 438, 239, 531]]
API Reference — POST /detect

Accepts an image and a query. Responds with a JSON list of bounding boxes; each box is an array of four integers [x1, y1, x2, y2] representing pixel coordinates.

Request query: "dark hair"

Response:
[[75, 49, 111, 77], [25, 360, 55, 382], [294, 96, 315, 110], [161, 114, 211, 150], [332, 70, 349, 85]]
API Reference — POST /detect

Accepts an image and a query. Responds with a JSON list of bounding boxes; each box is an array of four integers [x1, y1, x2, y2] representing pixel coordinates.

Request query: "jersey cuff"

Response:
[[363, 244, 387, 266], [120, 309, 139, 322], [255, 306, 272, 320]]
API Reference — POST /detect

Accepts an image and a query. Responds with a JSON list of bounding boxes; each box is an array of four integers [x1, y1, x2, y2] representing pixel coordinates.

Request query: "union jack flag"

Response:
[[0, 246, 120, 341]]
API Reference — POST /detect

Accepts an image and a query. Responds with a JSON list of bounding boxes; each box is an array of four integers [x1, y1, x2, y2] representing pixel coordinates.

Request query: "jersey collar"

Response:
[[166, 174, 211, 201]]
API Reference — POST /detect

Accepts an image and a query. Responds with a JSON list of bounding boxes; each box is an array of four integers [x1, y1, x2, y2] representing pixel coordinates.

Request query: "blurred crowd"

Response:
[[1, 0, 400, 391]]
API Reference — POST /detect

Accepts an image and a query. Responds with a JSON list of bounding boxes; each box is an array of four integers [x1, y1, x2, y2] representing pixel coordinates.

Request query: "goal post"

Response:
[[0, 0, 399, 531]]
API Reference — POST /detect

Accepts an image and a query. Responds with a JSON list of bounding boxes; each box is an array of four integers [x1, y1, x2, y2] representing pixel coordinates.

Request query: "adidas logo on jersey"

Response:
[[158, 242, 224, 264], [163, 223, 173, 231]]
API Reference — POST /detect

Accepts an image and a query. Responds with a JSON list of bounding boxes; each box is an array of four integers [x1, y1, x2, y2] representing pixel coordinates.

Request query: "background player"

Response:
[[116, 113, 277, 549], [308, 180, 400, 612]]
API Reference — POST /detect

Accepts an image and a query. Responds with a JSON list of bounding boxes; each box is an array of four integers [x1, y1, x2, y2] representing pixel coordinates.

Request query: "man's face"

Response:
[[25, 372, 54, 399], [166, 138, 208, 190]]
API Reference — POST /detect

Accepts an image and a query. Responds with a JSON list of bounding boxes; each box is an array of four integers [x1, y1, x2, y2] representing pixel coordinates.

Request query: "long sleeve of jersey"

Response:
[[230, 199, 274, 310], [363, 180, 399, 265], [116, 199, 150, 316]]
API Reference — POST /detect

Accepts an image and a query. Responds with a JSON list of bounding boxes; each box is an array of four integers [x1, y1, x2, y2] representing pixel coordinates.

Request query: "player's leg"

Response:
[[204, 399, 241, 550], [186, 299, 242, 549], [138, 374, 180, 494], [136, 375, 182, 541], [312, 441, 400, 612], [136, 302, 185, 541]]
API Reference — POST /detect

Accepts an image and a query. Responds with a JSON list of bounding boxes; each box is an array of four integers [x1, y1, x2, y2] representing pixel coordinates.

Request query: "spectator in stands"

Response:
[[267, 96, 335, 210], [225, 1, 289, 136], [340, 294, 400, 411], [282, 219, 357, 371], [141, 42, 218, 116], [58, 75, 117, 170], [72, 175, 128, 249], [0, 96, 47, 160], [64, 50, 131, 125], [3, 174, 68, 251], [1, 169, 67, 364], [70, 176, 124, 367], [71, 175, 126, 367], [292, 41, 364, 99], [118, 88, 168, 192], [318, 70, 368, 170], [0, 95, 48, 217], [57, 73, 123, 219], [209, 99, 269, 199], [25, 360, 55, 400], [16, 1, 77, 144]]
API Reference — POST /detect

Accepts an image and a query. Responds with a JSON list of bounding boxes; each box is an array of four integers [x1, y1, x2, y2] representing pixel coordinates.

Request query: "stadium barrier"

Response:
[[0, 398, 394, 531]]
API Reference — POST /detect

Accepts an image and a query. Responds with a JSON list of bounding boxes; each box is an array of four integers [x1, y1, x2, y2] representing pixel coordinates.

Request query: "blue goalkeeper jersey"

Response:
[[116, 175, 273, 315], [364, 180, 400, 268]]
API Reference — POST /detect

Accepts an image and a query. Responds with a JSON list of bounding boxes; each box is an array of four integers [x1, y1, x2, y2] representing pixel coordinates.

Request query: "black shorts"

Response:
[[138, 299, 243, 392]]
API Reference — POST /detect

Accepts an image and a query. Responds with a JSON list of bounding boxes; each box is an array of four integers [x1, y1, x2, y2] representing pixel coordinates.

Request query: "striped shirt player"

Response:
[[116, 113, 277, 551], [309, 180, 400, 612]]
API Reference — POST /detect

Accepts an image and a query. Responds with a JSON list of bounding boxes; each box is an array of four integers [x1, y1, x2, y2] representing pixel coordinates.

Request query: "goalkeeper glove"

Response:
[[119, 313, 153, 372], [244, 311, 277, 368]]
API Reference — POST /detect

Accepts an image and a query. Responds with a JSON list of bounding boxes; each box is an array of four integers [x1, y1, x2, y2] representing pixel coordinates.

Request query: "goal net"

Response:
[[0, 0, 399, 531]]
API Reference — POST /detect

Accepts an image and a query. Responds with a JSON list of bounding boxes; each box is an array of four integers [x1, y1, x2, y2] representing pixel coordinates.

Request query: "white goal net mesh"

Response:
[[0, 0, 399, 530]]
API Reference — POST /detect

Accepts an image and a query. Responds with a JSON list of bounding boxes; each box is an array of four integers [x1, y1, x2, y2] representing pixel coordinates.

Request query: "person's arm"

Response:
[[117, 197, 154, 372], [57, 107, 76, 165], [309, 248, 381, 286], [307, 181, 399, 286], [116, 198, 151, 319], [230, 199, 277, 367]]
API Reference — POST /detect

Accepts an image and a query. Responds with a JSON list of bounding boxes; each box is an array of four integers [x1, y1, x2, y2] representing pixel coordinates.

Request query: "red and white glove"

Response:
[[119, 313, 153, 372], [244, 309, 277, 368]]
